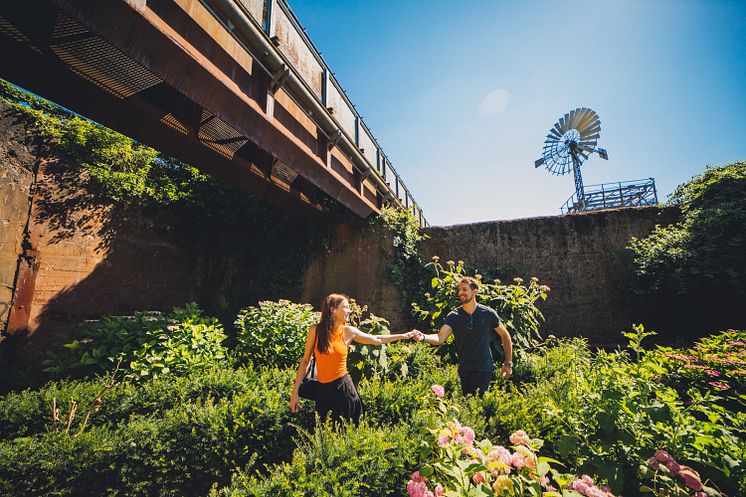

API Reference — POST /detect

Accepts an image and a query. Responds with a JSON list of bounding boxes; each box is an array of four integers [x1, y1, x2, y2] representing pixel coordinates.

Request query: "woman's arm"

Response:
[[290, 325, 317, 413], [346, 326, 416, 345]]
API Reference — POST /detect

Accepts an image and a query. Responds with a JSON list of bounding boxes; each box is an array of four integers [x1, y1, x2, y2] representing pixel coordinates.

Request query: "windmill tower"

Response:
[[535, 107, 657, 214]]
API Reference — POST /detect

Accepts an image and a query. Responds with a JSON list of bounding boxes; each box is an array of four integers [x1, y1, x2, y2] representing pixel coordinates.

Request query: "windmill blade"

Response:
[[534, 158, 545, 168], [597, 148, 609, 160], [577, 112, 597, 133], [580, 132, 601, 142], [545, 134, 559, 142], [548, 127, 562, 139], [571, 108, 587, 130], [579, 150, 590, 161], [580, 126, 601, 139], [579, 118, 600, 135], [552, 122, 563, 137], [567, 109, 579, 130]]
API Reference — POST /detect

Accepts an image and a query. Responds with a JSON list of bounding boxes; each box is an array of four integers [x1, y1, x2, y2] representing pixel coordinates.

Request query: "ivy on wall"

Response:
[[0, 79, 339, 319]]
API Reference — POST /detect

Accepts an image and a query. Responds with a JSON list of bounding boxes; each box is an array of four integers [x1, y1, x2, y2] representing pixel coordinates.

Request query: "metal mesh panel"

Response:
[[50, 28, 162, 99], [197, 110, 248, 158]]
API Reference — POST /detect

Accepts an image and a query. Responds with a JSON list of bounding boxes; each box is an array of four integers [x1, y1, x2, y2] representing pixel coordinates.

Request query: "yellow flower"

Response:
[[493, 475, 514, 495]]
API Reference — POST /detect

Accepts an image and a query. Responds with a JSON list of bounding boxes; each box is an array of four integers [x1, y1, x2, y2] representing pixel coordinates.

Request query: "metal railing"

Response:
[[561, 178, 658, 215], [204, 0, 428, 226]]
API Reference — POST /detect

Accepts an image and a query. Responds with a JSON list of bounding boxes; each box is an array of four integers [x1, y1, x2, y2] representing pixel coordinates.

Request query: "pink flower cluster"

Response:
[[407, 471, 437, 497], [431, 384, 445, 398], [646, 449, 703, 490], [568, 474, 615, 497], [438, 420, 476, 447], [709, 380, 730, 390]]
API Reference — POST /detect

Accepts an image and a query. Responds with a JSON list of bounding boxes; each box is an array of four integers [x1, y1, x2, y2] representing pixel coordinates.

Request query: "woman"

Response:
[[290, 293, 416, 422]]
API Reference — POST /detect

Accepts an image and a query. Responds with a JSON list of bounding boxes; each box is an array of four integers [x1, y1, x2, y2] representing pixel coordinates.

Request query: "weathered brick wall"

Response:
[[421, 208, 680, 344]]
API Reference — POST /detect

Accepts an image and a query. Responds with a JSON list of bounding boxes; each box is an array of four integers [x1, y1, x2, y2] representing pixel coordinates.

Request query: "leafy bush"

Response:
[[42, 303, 227, 380], [234, 300, 318, 369], [0, 365, 314, 497], [209, 419, 424, 497], [412, 257, 549, 359], [629, 161, 746, 334]]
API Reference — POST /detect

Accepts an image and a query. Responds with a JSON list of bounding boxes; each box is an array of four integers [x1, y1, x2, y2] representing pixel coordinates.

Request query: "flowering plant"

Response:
[[639, 449, 722, 497], [408, 385, 618, 497]]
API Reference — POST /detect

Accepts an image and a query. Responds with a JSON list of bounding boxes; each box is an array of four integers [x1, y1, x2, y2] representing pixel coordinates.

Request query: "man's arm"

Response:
[[414, 324, 453, 346], [494, 323, 513, 378]]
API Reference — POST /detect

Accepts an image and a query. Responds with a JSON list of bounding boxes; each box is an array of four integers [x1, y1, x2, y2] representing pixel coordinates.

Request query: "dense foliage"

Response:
[[629, 161, 746, 334], [42, 303, 227, 380], [234, 300, 319, 369], [412, 257, 549, 360], [3, 313, 743, 496]]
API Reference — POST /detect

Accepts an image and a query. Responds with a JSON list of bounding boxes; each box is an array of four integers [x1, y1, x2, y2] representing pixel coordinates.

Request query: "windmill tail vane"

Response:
[[533, 107, 657, 214]]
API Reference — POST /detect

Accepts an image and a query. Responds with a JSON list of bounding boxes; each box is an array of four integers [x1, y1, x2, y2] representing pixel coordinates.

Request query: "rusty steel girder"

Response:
[[0, 0, 379, 218]]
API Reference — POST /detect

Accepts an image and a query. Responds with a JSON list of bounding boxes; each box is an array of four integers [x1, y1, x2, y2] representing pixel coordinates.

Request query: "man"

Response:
[[413, 276, 513, 395]]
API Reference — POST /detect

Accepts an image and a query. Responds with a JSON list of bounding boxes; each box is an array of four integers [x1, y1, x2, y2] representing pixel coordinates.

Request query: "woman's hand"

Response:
[[290, 389, 300, 413]]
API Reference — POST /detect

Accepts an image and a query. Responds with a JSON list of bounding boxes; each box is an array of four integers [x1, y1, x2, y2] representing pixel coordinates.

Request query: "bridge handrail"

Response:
[[204, 0, 427, 226]]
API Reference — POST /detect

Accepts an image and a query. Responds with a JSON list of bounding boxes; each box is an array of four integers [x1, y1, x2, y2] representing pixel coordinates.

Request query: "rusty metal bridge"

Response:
[[0, 0, 427, 225]]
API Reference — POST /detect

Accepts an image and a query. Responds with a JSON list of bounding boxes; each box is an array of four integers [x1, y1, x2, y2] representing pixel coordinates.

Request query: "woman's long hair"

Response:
[[316, 293, 348, 354]]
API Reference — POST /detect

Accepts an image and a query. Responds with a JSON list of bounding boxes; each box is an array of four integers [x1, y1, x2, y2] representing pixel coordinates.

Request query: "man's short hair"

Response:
[[459, 277, 480, 291]]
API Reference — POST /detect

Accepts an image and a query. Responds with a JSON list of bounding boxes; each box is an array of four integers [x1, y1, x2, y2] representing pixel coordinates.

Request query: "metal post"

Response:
[[264, 0, 274, 35], [571, 151, 585, 211]]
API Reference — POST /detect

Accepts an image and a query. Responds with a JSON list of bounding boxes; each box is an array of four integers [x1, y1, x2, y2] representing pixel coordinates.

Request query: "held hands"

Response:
[[500, 362, 513, 379], [412, 330, 425, 342]]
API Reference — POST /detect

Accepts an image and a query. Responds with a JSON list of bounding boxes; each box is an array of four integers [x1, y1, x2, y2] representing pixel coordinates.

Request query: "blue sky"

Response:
[[289, 0, 746, 226]]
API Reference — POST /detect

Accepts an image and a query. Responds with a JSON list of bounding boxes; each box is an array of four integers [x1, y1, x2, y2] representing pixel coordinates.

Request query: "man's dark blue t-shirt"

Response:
[[444, 304, 502, 373]]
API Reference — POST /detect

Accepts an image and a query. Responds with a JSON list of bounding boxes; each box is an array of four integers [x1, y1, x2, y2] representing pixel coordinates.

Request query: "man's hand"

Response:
[[411, 330, 425, 342], [500, 362, 513, 379]]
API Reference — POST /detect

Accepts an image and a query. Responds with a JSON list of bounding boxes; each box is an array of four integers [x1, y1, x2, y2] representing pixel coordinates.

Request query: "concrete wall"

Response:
[[422, 208, 680, 344]]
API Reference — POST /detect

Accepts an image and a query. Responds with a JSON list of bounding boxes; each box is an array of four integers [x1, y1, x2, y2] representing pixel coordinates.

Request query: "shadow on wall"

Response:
[[1, 129, 339, 390]]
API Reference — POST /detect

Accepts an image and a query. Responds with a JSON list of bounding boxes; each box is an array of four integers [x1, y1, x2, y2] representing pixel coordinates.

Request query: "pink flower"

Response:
[[411, 471, 425, 483], [510, 451, 526, 470], [434, 485, 444, 496], [581, 474, 594, 486], [462, 426, 475, 445], [709, 381, 730, 389], [570, 479, 591, 495], [509, 430, 531, 446], [488, 446, 512, 466], [704, 369, 720, 376], [407, 479, 428, 497], [540, 475, 550, 488], [678, 465, 702, 490], [472, 472, 486, 484], [431, 384, 445, 398], [437, 435, 450, 446], [665, 460, 680, 476], [654, 449, 674, 464]]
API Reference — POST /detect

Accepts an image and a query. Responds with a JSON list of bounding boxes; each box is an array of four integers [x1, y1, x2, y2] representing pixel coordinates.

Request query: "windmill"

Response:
[[534, 107, 608, 212], [534, 108, 658, 213]]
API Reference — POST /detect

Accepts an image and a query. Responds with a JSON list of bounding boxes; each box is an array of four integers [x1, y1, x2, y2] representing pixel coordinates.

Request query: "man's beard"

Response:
[[459, 294, 474, 304]]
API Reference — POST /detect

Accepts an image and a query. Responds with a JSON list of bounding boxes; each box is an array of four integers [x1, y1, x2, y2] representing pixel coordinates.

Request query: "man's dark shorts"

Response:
[[459, 370, 493, 396]]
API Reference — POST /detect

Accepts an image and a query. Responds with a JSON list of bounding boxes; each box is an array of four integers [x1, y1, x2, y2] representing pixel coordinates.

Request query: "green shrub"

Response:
[[0, 365, 315, 497], [234, 300, 318, 369], [210, 420, 424, 497], [629, 161, 746, 335], [42, 303, 227, 381], [412, 258, 549, 361]]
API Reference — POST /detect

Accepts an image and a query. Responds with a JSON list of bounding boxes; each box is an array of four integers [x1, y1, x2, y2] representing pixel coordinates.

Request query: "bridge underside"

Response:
[[0, 0, 381, 218]]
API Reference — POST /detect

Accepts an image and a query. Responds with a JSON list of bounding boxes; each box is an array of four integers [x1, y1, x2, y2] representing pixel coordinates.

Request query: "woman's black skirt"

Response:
[[315, 374, 363, 423]]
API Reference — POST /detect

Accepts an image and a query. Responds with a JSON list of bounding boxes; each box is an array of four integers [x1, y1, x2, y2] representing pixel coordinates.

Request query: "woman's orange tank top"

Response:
[[315, 325, 348, 383]]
